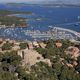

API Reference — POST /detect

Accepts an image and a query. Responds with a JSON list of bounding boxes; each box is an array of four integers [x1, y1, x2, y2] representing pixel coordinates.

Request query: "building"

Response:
[[32, 41, 39, 48], [39, 42, 46, 48], [65, 46, 80, 58], [28, 42, 34, 49], [55, 42, 62, 48]]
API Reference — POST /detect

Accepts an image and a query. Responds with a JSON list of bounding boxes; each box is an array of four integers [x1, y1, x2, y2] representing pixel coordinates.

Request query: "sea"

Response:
[[0, 4, 80, 41]]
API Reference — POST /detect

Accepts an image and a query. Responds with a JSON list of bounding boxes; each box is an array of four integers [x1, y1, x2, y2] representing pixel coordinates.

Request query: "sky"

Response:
[[0, 0, 80, 4]]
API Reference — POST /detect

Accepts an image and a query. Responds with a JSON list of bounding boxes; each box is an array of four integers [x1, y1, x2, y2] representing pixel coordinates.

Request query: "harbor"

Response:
[[0, 26, 80, 41], [23, 27, 80, 40]]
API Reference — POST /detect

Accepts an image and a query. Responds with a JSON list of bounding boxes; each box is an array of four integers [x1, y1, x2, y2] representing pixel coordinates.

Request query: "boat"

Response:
[[78, 16, 80, 19], [74, 23, 79, 26]]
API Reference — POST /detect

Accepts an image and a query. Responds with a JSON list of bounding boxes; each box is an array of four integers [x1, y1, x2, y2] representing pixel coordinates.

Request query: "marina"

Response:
[[23, 27, 80, 40], [0, 26, 80, 41]]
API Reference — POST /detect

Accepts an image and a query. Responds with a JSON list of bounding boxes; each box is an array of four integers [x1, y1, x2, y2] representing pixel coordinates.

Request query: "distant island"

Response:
[[0, 10, 32, 28], [42, 3, 80, 7], [6, 3, 80, 7]]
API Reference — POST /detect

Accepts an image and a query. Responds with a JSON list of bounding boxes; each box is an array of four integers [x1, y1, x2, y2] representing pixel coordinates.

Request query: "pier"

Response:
[[54, 21, 80, 26], [53, 27, 80, 38]]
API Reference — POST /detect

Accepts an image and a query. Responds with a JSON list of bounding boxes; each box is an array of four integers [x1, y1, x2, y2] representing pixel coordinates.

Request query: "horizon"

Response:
[[0, 0, 80, 4]]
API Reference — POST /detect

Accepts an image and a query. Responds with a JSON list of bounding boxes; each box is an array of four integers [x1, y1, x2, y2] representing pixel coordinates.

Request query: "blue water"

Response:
[[0, 4, 80, 40]]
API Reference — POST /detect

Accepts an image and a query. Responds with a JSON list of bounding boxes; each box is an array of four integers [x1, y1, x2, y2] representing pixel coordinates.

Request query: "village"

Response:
[[0, 38, 51, 67], [0, 38, 80, 69]]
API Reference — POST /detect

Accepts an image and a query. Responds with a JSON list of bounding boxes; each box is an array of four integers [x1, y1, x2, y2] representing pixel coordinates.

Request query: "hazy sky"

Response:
[[0, 0, 79, 3]]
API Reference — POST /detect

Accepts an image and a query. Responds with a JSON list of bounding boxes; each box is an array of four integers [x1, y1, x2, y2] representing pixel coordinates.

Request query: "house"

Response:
[[12, 45, 20, 51], [39, 42, 46, 48], [17, 48, 28, 59], [28, 42, 34, 49], [65, 46, 80, 58], [55, 42, 62, 48], [33, 41, 39, 48], [41, 59, 52, 66], [0, 38, 3, 43]]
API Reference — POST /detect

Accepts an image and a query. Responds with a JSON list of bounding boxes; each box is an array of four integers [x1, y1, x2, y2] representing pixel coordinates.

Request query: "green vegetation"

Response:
[[19, 42, 28, 49], [2, 42, 13, 50], [0, 10, 32, 27], [35, 40, 80, 80], [0, 10, 32, 16], [76, 56, 80, 73], [0, 16, 27, 26], [0, 72, 17, 80], [0, 39, 80, 80], [0, 51, 22, 80], [36, 40, 73, 60]]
